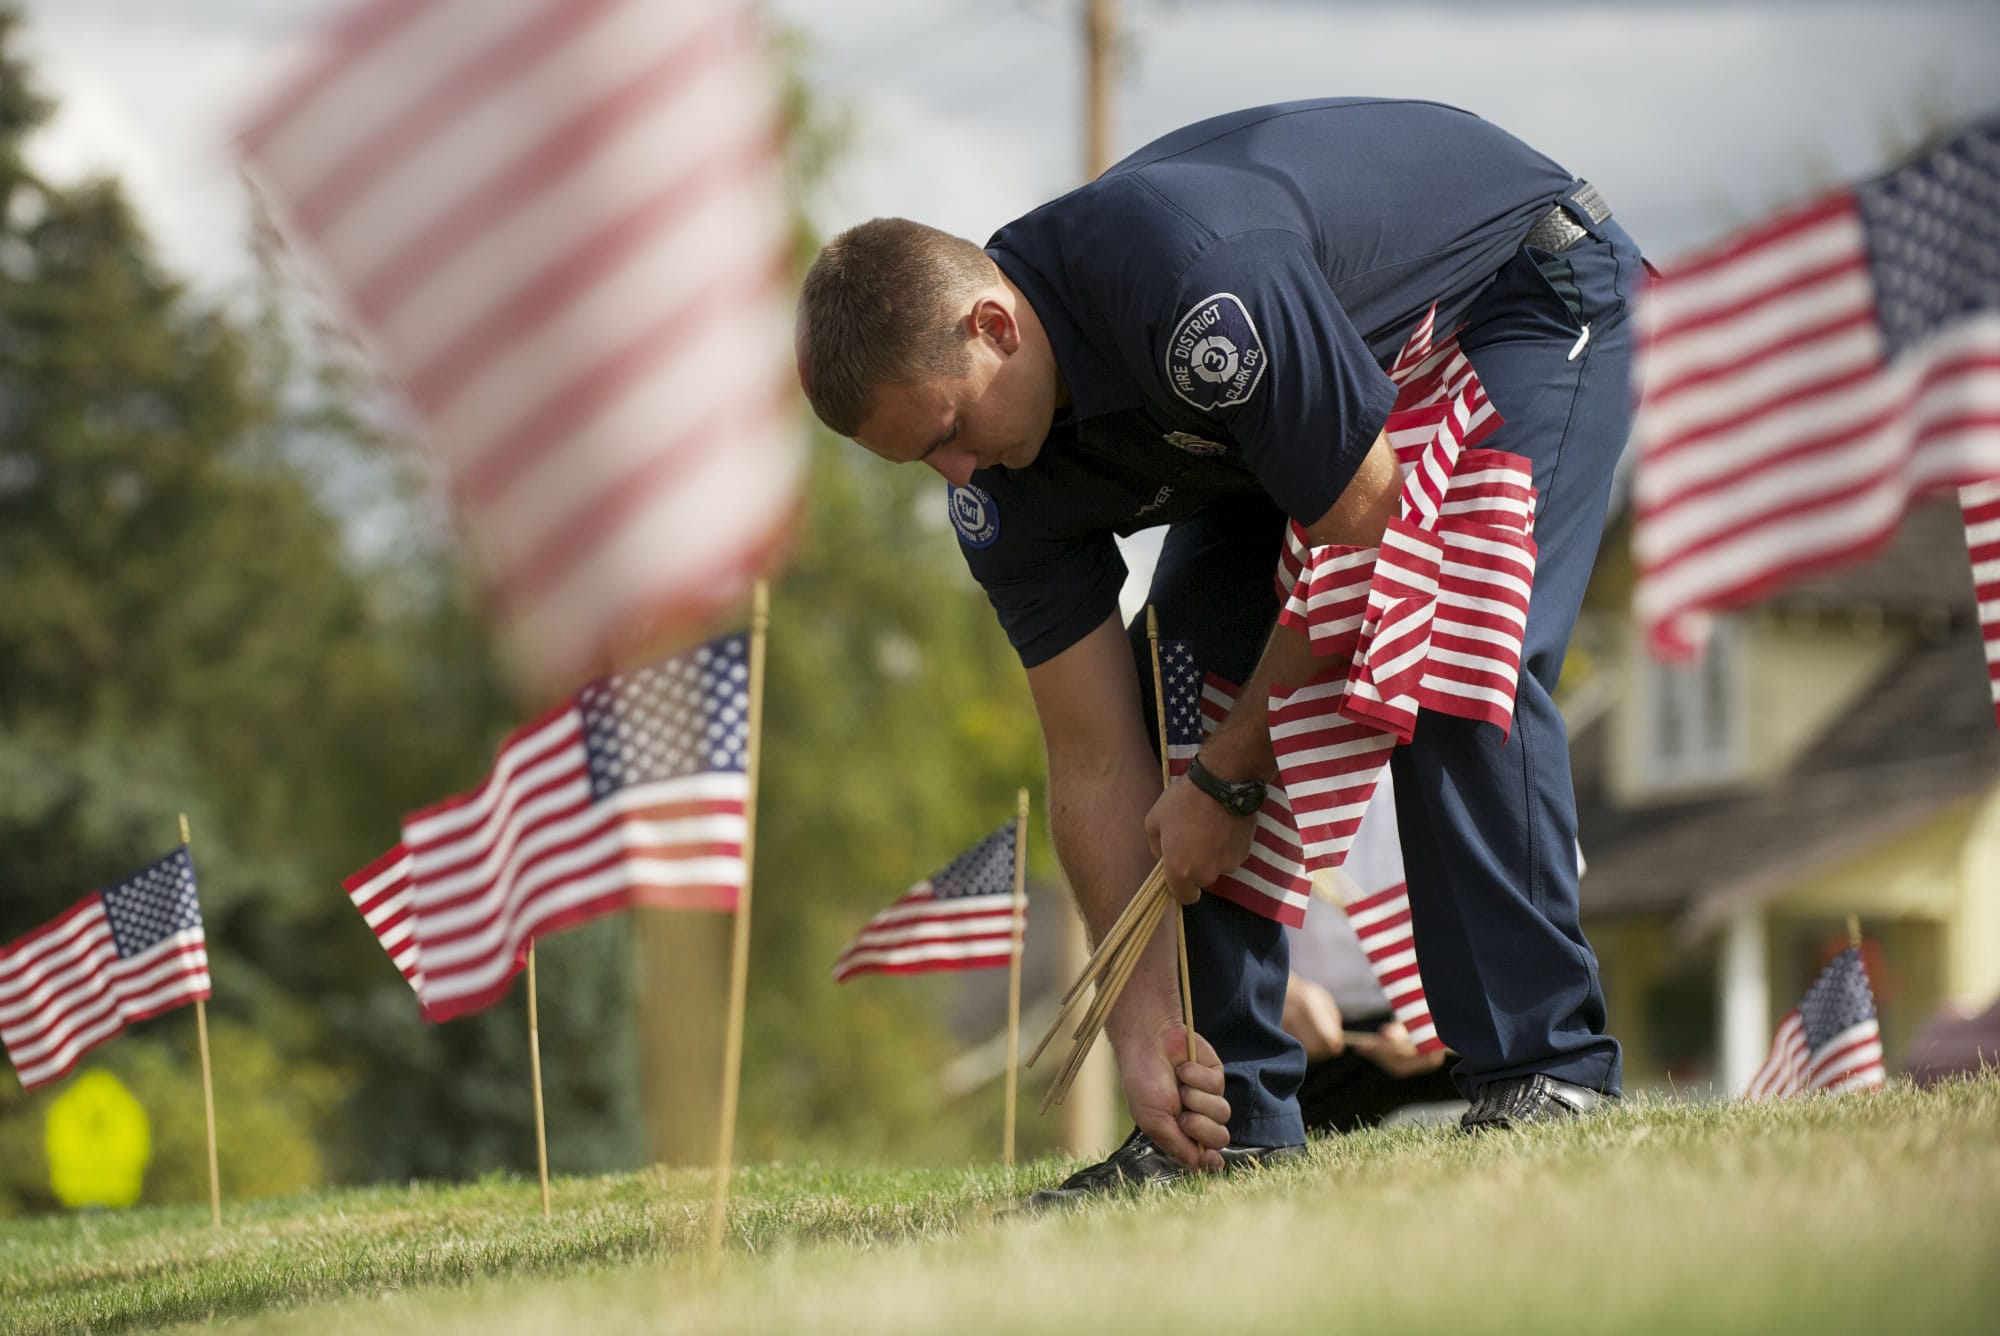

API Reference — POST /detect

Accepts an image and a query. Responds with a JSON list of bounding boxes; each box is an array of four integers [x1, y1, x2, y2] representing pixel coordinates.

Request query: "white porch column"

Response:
[[1718, 906, 1770, 1096]]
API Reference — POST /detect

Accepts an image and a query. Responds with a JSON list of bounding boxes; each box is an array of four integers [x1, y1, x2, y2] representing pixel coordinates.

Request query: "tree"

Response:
[[0, 6, 637, 1208], [0, 5, 1057, 1214]]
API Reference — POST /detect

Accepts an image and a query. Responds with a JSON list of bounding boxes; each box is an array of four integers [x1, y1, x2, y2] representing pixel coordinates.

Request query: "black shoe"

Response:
[[1023, 1127, 1306, 1210], [1460, 1073, 1613, 1133]]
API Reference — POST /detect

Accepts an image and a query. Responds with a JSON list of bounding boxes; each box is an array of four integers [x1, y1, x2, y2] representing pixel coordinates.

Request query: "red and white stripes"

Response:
[[1267, 306, 1537, 873], [341, 844, 423, 994], [1631, 193, 2000, 662], [1745, 1012, 1886, 1099], [1171, 677, 1316, 928], [1962, 481, 2000, 728], [404, 703, 746, 1021], [0, 897, 210, 1092], [239, 0, 804, 689], [1343, 882, 1441, 1054]]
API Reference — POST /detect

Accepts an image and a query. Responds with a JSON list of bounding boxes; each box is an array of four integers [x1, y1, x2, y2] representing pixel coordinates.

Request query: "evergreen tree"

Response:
[[0, 5, 1055, 1213]]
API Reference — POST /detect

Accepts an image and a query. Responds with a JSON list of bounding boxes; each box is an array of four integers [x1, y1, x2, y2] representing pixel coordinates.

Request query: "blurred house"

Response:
[[1568, 501, 2000, 1094]]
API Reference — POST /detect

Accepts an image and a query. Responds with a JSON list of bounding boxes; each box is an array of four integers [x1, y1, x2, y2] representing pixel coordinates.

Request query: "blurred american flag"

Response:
[[831, 822, 1023, 983], [1632, 114, 2000, 666], [238, 0, 805, 690], [1745, 946, 1885, 1099]]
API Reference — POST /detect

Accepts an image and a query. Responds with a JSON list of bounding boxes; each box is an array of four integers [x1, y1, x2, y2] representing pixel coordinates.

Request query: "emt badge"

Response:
[[947, 483, 999, 548]]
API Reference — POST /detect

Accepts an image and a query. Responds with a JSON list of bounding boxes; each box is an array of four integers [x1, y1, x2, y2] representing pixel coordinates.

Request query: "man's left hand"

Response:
[[1145, 774, 1257, 903]]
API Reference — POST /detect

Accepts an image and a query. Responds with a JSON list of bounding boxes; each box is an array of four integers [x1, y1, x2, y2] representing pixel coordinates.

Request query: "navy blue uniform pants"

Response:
[[1129, 219, 1639, 1144]]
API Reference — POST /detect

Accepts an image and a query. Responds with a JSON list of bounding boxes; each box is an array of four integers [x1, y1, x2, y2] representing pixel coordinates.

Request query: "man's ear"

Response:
[[971, 293, 1021, 357]]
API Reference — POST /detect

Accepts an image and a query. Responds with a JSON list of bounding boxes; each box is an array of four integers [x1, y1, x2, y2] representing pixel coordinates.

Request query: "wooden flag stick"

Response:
[[180, 813, 221, 1230], [526, 940, 551, 1220], [708, 580, 769, 1261], [1847, 915, 1863, 950], [1003, 788, 1029, 1167], [1145, 606, 1199, 1068]]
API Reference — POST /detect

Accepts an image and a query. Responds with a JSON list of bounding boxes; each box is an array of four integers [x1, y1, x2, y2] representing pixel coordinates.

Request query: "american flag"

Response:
[[1342, 881, 1441, 1054], [1745, 946, 1887, 1099], [1961, 480, 2000, 726], [237, 0, 805, 690], [341, 843, 423, 994], [1159, 641, 1314, 927], [1269, 307, 1536, 872], [1, 849, 211, 1092], [1633, 114, 2000, 664], [408, 634, 751, 1021], [832, 821, 1023, 982]]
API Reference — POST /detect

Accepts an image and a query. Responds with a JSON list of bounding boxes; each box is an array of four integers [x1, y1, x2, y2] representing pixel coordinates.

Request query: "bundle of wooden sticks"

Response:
[[1026, 861, 1185, 1111]]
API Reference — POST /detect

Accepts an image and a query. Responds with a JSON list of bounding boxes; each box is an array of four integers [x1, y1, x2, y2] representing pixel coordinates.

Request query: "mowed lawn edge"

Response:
[[4, 1074, 1998, 1335]]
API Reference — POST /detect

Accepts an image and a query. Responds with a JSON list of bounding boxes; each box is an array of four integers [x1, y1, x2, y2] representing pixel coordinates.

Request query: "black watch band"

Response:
[[1185, 755, 1268, 817]]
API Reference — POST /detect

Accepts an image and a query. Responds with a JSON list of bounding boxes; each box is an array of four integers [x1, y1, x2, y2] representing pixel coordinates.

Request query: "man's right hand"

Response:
[[1108, 1012, 1230, 1170]]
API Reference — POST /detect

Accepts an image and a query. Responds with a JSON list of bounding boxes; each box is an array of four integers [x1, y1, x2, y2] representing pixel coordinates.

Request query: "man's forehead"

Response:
[[856, 381, 952, 459]]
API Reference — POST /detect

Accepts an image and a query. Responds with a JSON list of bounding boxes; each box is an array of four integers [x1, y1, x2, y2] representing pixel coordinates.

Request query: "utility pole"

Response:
[[1084, 0, 1116, 180], [1059, 0, 1121, 1160]]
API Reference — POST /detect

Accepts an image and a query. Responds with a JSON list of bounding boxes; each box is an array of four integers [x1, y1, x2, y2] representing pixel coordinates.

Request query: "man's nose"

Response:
[[925, 450, 977, 488]]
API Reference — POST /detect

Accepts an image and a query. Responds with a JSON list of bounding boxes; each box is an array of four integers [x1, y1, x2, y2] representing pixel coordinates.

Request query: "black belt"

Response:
[[1523, 182, 1612, 253]]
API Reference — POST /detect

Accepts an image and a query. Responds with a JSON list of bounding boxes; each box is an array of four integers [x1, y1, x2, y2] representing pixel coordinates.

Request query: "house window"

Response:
[[1634, 617, 1748, 791]]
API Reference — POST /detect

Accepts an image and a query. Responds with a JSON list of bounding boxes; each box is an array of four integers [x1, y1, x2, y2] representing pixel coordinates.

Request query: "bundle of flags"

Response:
[[1745, 944, 1886, 1099], [1, 848, 211, 1091], [1159, 640, 1442, 1055], [1632, 113, 2000, 723], [1268, 305, 1536, 875], [341, 634, 752, 1020], [236, 0, 805, 689], [832, 821, 1023, 982]]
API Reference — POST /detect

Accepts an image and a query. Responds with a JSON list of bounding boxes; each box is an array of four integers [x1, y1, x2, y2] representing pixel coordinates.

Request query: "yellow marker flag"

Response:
[[45, 1070, 151, 1209]]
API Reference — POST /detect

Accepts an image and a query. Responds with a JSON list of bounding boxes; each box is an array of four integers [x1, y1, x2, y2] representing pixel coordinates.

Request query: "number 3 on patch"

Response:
[[1166, 293, 1267, 411]]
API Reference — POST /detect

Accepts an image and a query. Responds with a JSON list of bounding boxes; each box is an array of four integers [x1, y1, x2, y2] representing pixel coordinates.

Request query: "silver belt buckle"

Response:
[[1525, 182, 1611, 253], [1525, 207, 1588, 253]]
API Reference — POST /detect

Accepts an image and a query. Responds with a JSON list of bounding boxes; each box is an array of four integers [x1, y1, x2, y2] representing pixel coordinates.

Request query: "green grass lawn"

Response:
[[4, 1075, 1997, 1335]]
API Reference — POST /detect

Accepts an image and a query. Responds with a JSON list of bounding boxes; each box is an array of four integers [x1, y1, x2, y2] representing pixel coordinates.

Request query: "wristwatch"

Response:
[[1185, 755, 1268, 817]]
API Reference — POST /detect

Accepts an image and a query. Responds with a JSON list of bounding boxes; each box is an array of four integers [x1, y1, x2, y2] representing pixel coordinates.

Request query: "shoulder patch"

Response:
[[1165, 292, 1267, 411], [947, 482, 999, 548]]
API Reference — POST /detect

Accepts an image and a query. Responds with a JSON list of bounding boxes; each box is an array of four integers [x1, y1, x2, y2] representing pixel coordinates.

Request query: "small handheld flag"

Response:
[[406, 632, 752, 1021], [1745, 944, 1887, 1099], [833, 822, 1024, 982], [0, 848, 211, 1091]]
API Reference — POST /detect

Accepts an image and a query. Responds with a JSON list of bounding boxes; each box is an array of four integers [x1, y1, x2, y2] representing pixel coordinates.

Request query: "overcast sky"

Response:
[[13, 1, 1999, 606], [16, 0, 2000, 292]]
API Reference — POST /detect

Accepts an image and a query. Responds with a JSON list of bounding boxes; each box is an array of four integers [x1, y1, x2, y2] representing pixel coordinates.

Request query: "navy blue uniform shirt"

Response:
[[953, 98, 1579, 667]]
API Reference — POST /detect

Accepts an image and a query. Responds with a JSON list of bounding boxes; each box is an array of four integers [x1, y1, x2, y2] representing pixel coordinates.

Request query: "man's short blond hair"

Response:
[[795, 218, 998, 436]]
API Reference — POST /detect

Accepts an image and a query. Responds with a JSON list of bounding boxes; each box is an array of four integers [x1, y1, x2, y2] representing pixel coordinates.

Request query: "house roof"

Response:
[[1765, 500, 1980, 621], [1573, 615, 2000, 932]]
